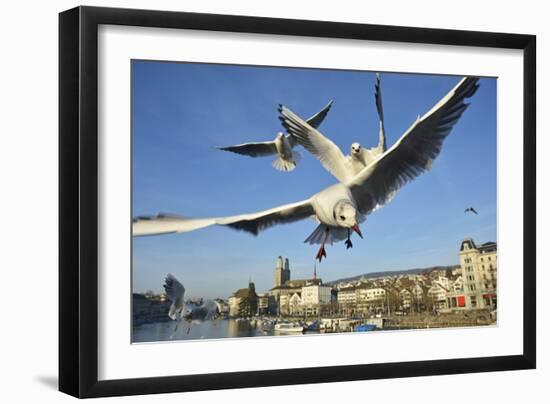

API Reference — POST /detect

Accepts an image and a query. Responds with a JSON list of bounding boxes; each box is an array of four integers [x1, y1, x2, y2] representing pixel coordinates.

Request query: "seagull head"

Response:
[[350, 142, 362, 157], [334, 200, 363, 238], [276, 132, 285, 139], [181, 304, 194, 320]]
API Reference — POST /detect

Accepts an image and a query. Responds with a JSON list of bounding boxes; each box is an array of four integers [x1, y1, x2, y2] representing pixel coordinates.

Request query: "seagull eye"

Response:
[[340, 215, 346, 220]]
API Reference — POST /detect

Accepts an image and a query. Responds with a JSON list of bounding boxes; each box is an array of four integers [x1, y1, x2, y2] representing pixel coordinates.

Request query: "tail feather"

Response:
[[272, 154, 299, 172], [304, 224, 349, 245]]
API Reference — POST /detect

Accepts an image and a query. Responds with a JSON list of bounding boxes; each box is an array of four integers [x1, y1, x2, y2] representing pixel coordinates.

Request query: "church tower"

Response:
[[283, 258, 291, 284], [274, 256, 291, 287], [274, 256, 284, 287]]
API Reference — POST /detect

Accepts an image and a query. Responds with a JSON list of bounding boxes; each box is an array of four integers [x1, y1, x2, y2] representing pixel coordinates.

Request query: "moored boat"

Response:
[[354, 323, 377, 332], [274, 321, 304, 333]]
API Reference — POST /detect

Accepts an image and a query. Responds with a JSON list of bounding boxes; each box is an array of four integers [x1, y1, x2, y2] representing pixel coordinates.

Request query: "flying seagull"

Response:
[[465, 207, 479, 215], [217, 100, 334, 172], [163, 273, 187, 335], [134, 77, 479, 262], [279, 73, 387, 181], [163, 274, 221, 338]]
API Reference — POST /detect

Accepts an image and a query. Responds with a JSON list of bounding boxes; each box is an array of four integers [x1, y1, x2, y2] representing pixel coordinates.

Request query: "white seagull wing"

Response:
[[133, 199, 315, 237], [163, 273, 185, 304], [347, 77, 480, 215], [287, 100, 335, 148], [305, 100, 334, 129], [217, 140, 277, 157], [192, 300, 220, 321], [278, 105, 351, 182]]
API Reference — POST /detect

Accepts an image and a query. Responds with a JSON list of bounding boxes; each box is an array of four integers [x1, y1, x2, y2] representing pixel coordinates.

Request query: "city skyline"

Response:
[[132, 61, 497, 299]]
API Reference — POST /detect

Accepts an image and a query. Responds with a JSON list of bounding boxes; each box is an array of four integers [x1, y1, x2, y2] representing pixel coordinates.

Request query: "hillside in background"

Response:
[[326, 265, 459, 285]]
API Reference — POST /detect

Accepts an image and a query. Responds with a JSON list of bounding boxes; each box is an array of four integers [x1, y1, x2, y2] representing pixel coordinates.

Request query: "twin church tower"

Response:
[[274, 256, 291, 287]]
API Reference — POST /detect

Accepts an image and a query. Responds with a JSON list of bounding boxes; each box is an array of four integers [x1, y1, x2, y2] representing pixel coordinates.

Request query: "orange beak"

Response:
[[351, 224, 363, 239]]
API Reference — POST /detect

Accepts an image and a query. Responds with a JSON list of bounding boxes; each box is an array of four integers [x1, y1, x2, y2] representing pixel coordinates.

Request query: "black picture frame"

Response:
[[59, 5, 536, 398]]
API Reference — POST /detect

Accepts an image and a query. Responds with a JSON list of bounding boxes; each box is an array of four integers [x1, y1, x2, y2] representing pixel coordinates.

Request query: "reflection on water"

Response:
[[133, 319, 273, 343]]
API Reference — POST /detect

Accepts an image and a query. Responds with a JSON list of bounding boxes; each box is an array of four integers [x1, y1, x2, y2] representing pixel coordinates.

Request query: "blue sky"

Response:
[[132, 60, 496, 299]]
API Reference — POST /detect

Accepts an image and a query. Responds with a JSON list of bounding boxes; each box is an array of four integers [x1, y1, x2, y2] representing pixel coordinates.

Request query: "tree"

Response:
[[238, 294, 257, 317]]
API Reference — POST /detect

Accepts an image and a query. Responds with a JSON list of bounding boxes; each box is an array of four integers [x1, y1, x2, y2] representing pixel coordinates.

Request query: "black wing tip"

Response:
[[217, 146, 240, 154], [226, 222, 260, 236], [133, 212, 184, 222], [461, 77, 481, 98]]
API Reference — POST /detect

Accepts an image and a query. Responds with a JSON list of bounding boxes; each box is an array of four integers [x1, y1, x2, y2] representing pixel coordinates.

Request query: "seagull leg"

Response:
[[345, 228, 353, 249], [315, 227, 329, 262], [170, 319, 182, 339]]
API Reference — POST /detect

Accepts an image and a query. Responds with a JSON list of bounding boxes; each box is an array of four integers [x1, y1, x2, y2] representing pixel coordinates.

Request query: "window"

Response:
[[470, 295, 477, 307], [481, 257, 484, 262], [482, 265, 485, 270]]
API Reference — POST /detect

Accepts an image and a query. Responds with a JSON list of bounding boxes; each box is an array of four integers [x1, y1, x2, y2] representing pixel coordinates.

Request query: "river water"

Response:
[[133, 318, 302, 343]]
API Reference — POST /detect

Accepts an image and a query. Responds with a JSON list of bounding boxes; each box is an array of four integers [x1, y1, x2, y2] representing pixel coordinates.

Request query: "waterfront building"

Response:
[[301, 284, 332, 316], [267, 256, 333, 316], [288, 293, 302, 315], [400, 288, 413, 310], [355, 284, 386, 314], [427, 282, 450, 311], [256, 292, 276, 315], [337, 286, 357, 305], [454, 238, 498, 310], [132, 293, 171, 325], [228, 281, 258, 317]]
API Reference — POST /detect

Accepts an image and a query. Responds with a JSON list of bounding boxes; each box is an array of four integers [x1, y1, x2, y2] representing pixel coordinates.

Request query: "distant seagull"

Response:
[[163, 274, 220, 338], [217, 100, 333, 172], [279, 73, 387, 181], [163, 274, 187, 335], [134, 77, 479, 262], [465, 207, 479, 215]]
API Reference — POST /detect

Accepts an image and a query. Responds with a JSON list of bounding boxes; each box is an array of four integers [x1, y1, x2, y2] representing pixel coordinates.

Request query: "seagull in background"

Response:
[[163, 274, 221, 338], [279, 73, 387, 181], [465, 207, 479, 215], [134, 77, 479, 262], [163, 274, 188, 336], [217, 100, 333, 172]]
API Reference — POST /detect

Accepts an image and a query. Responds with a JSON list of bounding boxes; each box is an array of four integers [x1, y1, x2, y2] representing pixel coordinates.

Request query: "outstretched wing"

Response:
[[217, 141, 277, 157], [374, 73, 387, 153], [305, 100, 334, 129], [191, 300, 220, 321], [348, 77, 479, 215], [133, 199, 315, 237], [279, 105, 351, 182], [163, 274, 185, 303]]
